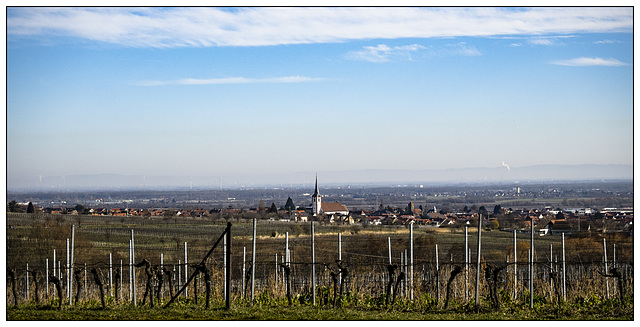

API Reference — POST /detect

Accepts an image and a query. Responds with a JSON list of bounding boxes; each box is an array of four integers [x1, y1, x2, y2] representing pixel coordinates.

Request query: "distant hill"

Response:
[[7, 164, 632, 191]]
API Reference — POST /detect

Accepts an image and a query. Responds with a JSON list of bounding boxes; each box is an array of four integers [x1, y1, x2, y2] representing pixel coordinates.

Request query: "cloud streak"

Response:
[[138, 75, 324, 86], [7, 7, 633, 48], [551, 57, 628, 66]]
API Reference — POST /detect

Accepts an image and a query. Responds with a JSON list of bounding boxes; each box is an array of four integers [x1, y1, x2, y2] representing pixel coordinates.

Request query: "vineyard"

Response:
[[6, 213, 634, 320]]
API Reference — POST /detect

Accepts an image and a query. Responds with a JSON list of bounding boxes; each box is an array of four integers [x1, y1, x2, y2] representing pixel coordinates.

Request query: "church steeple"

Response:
[[311, 175, 322, 216], [312, 175, 319, 197]]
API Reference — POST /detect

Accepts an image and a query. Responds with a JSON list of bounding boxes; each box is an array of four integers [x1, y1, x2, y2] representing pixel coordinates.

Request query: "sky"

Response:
[[5, 6, 634, 189]]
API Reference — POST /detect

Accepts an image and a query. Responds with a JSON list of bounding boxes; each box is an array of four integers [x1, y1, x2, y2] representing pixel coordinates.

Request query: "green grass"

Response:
[[7, 295, 633, 320]]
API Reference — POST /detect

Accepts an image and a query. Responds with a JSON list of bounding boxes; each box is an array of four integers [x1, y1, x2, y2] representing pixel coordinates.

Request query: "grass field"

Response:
[[6, 295, 634, 320], [6, 213, 634, 321]]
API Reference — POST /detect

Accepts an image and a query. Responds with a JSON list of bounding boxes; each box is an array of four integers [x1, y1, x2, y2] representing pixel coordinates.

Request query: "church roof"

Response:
[[322, 202, 348, 213]]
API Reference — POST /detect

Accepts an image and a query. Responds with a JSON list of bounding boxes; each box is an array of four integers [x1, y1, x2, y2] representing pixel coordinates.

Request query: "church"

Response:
[[311, 176, 349, 216]]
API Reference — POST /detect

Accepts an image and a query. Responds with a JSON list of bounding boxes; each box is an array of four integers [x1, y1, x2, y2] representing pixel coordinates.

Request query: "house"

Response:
[[321, 202, 349, 216], [540, 219, 574, 236]]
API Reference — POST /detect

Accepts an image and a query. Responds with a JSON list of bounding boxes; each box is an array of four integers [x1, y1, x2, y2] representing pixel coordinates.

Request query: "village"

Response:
[[7, 178, 634, 237]]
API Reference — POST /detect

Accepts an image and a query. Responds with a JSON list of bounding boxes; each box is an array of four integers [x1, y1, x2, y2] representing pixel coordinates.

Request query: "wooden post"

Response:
[[225, 222, 232, 310]]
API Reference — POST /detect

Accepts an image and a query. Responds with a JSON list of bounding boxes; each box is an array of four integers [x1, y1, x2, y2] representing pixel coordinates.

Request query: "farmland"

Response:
[[5, 211, 633, 320]]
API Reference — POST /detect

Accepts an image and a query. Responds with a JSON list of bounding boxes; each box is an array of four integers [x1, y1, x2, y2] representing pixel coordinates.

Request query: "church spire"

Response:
[[312, 174, 319, 197]]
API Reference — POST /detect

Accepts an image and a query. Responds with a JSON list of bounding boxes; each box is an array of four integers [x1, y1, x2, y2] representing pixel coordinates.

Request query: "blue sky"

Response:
[[5, 6, 634, 189]]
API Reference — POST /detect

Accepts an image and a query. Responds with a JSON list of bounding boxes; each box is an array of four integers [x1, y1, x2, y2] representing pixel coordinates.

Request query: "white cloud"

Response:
[[594, 39, 621, 44], [346, 41, 480, 63], [138, 76, 324, 86], [550, 57, 628, 66], [6, 7, 633, 48], [528, 38, 554, 46], [345, 43, 427, 63], [447, 42, 481, 56]]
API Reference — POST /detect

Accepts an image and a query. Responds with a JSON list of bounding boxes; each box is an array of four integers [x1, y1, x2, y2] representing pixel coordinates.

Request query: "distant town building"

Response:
[[311, 176, 349, 217], [312, 175, 322, 216]]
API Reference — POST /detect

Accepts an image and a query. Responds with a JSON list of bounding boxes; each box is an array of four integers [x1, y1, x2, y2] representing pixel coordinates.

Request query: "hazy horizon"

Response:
[[6, 163, 633, 192], [6, 6, 633, 191]]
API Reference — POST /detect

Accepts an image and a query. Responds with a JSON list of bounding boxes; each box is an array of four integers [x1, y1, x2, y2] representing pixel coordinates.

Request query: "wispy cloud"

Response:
[[7, 7, 633, 48], [550, 57, 628, 67], [346, 42, 480, 63], [345, 44, 427, 63], [446, 42, 481, 56], [594, 39, 621, 44], [138, 76, 324, 86]]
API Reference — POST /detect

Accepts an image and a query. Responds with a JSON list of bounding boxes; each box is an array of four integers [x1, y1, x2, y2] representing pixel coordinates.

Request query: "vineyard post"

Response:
[[404, 249, 408, 296], [70, 225, 75, 306], [550, 244, 553, 272], [177, 260, 181, 294], [603, 238, 609, 299], [242, 246, 246, 298], [225, 222, 232, 310], [46, 259, 49, 297], [285, 232, 290, 301], [132, 229, 137, 305], [475, 214, 482, 306], [529, 219, 534, 309], [338, 233, 342, 287], [561, 233, 566, 302], [275, 253, 278, 294], [468, 248, 472, 298], [120, 260, 123, 302], [465, 226, 468, 301], [26, 263, 30, 301], [613, 244, 617, 268], [312, 221, 316, 305], [223, 235, 227, 300], [388, 237, 392, 265], [160, 253, 163, 298], [66, 238, 70, 304], [109, 253, 113, 297], [184, 242, 188, 297], [410, 222, 414, 300], [129, 239, 132, 302], [513, 229, 517, 299], [53, 249, 56, 278], [400, 251, 404, 298], [286, 232, 290, 265], [435, 244, 439, 303], [251, 217, 257, 305], [58, 260, 61, 284]]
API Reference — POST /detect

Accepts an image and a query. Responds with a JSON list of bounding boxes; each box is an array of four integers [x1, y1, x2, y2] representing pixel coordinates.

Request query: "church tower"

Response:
[[311, 175, 322, 216]]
